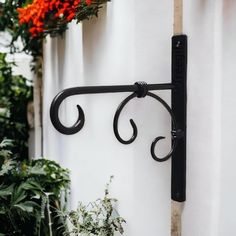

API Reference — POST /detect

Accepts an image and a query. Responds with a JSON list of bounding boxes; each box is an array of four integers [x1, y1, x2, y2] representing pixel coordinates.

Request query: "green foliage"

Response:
[[0, 0, 43, 59], [58, 176, 125, 236], [74, 0, 110, 23], [0, 139, 71, 236], [0, 52, 32, 160]]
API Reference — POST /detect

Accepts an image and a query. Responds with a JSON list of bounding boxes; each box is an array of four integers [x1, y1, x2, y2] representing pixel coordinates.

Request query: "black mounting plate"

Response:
[[171, 35, 187, 202]]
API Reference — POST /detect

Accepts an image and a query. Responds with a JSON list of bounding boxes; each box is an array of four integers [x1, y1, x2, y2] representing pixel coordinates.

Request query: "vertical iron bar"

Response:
[[171, 35, 187, 202]]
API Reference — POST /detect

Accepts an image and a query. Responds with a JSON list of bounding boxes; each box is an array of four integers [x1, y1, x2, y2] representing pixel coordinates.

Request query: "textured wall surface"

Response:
[[182, 0, 236, 235], [43, 1, 172, 235], [43, 0, 236, 235]]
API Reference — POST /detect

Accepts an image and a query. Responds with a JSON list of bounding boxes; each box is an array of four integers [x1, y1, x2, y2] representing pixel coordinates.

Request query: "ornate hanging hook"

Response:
[[49, 35, 187, 203], [50, 83, 174, 136], [113, 82, 181, 162], [50, 88, 85, 135], [49, 82, 183, 162], [113, 93, 138, 144], [148, 92, 180, 162]]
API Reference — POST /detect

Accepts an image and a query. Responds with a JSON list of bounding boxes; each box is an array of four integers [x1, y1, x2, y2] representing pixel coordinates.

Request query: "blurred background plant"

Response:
[[57, 176, 126, 236], [0, 139, 71, 236], [0, 52, 32, 160]]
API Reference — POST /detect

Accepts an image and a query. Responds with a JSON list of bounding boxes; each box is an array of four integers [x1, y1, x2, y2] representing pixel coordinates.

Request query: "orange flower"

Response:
[[86, 0, 92, 5], [17, 0, 91, 37], [67, 12, 75, 22]]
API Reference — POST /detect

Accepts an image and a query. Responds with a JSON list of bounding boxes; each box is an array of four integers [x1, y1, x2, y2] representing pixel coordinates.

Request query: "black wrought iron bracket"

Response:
[[49, 35, 187, 202]]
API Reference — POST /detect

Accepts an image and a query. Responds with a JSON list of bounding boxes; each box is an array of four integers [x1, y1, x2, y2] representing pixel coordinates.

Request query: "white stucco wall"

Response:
[[43, 0, 236, 235], [182, 1, 236, 236]]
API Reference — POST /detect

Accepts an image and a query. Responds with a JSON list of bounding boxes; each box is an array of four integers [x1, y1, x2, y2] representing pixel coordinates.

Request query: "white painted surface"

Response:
[[43, 0, 236, 235], [219, 1, 236, 235], [182, 0, 236, 236], [43, 1, 172, 235]]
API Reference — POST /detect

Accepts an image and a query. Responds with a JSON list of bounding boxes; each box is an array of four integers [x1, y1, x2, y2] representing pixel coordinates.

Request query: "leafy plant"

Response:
[[0, 0, 43, 59], [0, 139, 71, 236], [0, 52, 32, 160], [58, 176, 125, 236]]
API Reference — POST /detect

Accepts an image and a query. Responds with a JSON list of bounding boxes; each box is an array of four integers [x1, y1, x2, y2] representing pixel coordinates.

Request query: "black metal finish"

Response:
[[113, 91, 179, 162], [171, 35, 187, 202], [50, 83, 174, 136], [49, 82, 181, 162], [49, 36, 187, 202]]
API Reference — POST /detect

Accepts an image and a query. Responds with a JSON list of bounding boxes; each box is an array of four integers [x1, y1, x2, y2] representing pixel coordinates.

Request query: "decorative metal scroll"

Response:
[[49, 34, 187, 203], [50, 81, 183, 162]]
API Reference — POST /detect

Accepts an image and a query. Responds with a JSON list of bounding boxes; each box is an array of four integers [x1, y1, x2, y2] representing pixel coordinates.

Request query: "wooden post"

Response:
[[171, 201, 182, 236], [172, 1, 183, 235], [174, 0, 183, 35]]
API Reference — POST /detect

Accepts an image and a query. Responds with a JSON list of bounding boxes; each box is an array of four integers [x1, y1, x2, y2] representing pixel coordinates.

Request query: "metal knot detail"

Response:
[[135, 81, 148, 98]]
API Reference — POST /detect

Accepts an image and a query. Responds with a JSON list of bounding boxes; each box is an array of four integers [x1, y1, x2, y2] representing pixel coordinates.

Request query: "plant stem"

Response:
[[46, 194, 53, 236]]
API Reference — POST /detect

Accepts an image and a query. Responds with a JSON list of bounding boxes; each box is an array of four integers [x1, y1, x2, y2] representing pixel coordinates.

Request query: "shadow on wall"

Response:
[[47, 36, 66, 91], [57, 36, 66, 89], [82, 6, 108, 82]]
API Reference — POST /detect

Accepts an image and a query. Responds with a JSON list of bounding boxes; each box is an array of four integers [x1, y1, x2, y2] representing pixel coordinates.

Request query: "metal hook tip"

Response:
[[151, 136, 172, 162]]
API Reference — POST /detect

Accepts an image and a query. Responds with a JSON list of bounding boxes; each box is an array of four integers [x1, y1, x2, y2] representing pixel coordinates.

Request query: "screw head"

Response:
[[176, 41, 181, 48]]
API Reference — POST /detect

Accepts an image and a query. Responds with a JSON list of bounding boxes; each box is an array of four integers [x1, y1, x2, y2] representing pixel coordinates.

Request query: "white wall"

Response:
[[44, 1, 172, 235], [219, 1, 236, 235], [182, 0, 236, 235], [43, 0, 236, 235]]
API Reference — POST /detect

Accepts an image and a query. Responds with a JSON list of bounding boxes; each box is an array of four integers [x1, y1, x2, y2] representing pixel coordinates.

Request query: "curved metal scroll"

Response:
[[113, 93, 138, 144], [50, 89, 85, 135], [113, 91, 180, 162], [49, 82, 181, 162]]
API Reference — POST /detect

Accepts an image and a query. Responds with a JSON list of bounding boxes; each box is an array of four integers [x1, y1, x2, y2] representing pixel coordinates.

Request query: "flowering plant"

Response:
[[0, 0, 109, 66], [17, 0, 109, 37]]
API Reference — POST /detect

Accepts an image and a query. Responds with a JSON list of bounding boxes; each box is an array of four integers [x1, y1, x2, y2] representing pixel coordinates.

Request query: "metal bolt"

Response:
[[176, 41, 181, 48]]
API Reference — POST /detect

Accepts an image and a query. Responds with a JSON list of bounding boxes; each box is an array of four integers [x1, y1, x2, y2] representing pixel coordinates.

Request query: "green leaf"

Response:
[[0, 158, 16, 175], [13, 201, 38, 213], [11, 187, 27, 205], [0, 139, 13, 148], [19, 180, 43, 192], [28, 165, 46, 175], [0, 184, 14, 197]]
